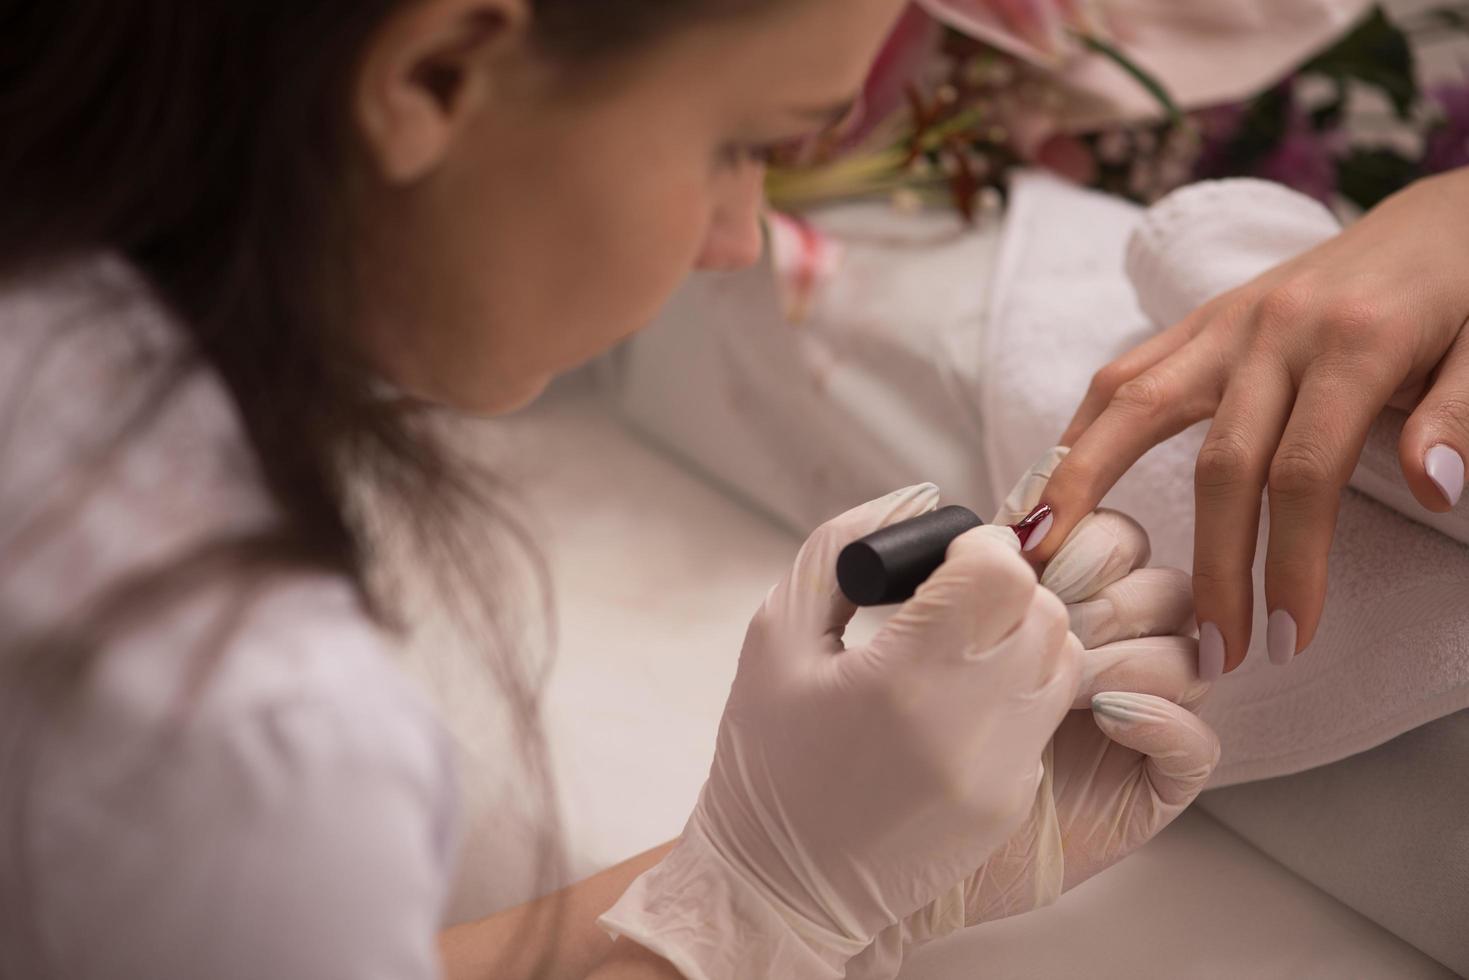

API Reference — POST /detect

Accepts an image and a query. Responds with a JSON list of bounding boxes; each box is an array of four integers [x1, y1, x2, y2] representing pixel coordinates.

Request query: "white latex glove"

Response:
[[599, 483, 1082, 980], [853, 450, 1220, 978]]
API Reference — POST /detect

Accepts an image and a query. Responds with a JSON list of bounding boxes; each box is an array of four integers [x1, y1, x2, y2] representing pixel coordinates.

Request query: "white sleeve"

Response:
[[36, 692, 460, 980]]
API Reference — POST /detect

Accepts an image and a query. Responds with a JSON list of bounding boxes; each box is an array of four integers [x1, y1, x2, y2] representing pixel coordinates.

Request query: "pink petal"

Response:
[[764, 211, 843, 324], [918, 0, 1069, 62], [849, 5, 943, 147]]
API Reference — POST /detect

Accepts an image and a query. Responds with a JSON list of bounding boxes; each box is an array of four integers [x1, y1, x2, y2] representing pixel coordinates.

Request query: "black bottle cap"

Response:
[[837, 505, 984, 607]]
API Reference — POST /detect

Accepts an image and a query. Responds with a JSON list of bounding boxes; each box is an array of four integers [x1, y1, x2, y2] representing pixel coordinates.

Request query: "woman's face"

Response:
[[354, 0, 906, 414]]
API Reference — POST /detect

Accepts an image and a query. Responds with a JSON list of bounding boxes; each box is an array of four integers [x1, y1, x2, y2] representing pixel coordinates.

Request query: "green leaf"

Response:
[[1074, 33, 1182, 125], [1404, 5, 1469, 35], [1211, 85, 1292, 175], [1337, 147, 1422, 209], [1304, 6, 1418, 120], [1309, 77, 1348, 132]]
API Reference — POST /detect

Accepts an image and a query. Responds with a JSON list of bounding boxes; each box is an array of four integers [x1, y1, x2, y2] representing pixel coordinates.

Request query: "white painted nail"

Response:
[[1020, 511, 1054, 553], [1267, 609, 1297, 667], [1426, 445, 1464, 507]]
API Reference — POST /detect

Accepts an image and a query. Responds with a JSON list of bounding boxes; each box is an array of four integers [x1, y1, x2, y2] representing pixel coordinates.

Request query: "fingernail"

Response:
[[1012, 504, 1054, 553], [1426, 445, 1464, 507], [1090, 691, 1141, 723], [1091, 691, 1165, 725], [1198, 622, 1224, 682], [1267, 609, 1297, 666]]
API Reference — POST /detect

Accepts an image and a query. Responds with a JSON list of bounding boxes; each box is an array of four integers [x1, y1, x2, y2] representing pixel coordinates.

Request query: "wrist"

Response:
[[598, 818, 867, 980]]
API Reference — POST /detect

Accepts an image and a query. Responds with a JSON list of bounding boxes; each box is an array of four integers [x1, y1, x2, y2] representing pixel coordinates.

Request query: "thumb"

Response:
[[1089, 692, 1220, 808], [763, 484, 940, 644], [867, 524, 1046, 667], [1399, 330, 1468, 512]]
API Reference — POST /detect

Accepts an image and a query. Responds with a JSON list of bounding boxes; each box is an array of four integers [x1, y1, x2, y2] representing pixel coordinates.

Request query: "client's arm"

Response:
[[440, 843, 676, 980]]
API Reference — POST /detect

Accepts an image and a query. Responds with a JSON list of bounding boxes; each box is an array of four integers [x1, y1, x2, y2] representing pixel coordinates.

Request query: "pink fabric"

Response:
[[917, 0, 1371, 125]]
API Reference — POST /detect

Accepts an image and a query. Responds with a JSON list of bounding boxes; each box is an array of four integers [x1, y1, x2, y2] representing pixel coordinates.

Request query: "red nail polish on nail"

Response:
[[1012, 504, 1053, 550]]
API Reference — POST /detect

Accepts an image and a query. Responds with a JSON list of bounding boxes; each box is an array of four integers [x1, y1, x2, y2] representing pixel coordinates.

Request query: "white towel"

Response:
[[984, 171, 1469, 787]]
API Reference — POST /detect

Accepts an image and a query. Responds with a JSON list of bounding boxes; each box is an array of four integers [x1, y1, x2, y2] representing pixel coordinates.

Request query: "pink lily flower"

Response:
[[919, 0, 1106, 64]]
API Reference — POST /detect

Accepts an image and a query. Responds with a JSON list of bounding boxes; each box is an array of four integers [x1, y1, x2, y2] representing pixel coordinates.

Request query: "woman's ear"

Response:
[[355, 0, 528, 183]]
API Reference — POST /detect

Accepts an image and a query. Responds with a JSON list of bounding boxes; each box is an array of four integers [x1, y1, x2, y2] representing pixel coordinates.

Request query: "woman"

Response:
[[0, 2, 1216, 978]]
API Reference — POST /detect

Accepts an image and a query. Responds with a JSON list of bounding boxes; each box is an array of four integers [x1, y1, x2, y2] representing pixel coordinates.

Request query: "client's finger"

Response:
[[1263, 365, 1394, 668], [1190, 359, 1294, 681], [1061, 315, 1202, 446], [1089, 692, 1221, 807], [994, 446, 1069, 526], [1035, 340, 1222, 563], [1068, 567, 1193, 648], [1400, 328, 1469, 512], [1074, 635, 1208, 712]]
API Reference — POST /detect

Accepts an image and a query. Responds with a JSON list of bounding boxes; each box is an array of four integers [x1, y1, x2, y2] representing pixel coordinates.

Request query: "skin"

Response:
[[350, 0, 907, 974], [1030, 168, 1469, 678], [353, 0, 904, 416]]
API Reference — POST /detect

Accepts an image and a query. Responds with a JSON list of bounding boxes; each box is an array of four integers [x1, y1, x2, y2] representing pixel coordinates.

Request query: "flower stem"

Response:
[[1073, 32, 1182, 125]]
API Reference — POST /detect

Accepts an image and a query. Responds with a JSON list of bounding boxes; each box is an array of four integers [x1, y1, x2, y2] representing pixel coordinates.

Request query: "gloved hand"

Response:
[[852, 450, 1220, 978], [599, 483, 1081, 980]]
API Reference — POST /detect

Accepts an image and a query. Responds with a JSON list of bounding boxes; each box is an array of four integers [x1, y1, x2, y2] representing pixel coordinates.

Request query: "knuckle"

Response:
[[1268, 442, 1340, 501], [1113, 372, 1171, 416], [1189, 557, 1239, 597], [1088, 362, 1130, 401], [798, 526, 840, 569], [1320, 294, 1386, 339], [1195, 432, 1257, 496], [1253, 279, 1317, 335], [1316, 295, 1405, 363], [1422, 394, 1469, 434]]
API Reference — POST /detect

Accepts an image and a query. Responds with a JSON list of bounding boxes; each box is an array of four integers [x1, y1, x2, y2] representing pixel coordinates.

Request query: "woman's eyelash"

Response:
[[724, 139, 802, 169], [722, 143, 776, 168]]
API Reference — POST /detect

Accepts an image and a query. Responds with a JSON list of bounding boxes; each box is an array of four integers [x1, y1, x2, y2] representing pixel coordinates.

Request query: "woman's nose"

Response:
[[695, 164, 767, 272]]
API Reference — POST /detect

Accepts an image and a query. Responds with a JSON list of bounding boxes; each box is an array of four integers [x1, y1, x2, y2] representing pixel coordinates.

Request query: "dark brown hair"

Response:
[[0, 1, 774, 976]]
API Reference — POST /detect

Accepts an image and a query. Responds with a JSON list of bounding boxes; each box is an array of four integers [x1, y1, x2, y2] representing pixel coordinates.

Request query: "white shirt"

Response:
[[0, 257, 459, 979]]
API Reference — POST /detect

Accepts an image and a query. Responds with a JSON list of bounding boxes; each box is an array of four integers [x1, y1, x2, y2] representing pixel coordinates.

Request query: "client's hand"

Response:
[[600, 484, 1081, 980], [1035, 169, 1469, 680], [852, 450, 1219, 979]]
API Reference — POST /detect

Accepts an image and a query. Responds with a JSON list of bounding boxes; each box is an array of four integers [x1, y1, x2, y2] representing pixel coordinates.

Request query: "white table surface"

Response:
[[491, 374, 1456, 979]]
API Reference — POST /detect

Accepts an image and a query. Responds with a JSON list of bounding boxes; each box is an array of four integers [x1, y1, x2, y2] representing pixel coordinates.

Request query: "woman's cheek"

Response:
[[629, 184, 720, 308]]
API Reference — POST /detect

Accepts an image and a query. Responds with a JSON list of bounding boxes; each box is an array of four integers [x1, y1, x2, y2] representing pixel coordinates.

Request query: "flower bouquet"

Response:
[[767, 1, 1469, 219]]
